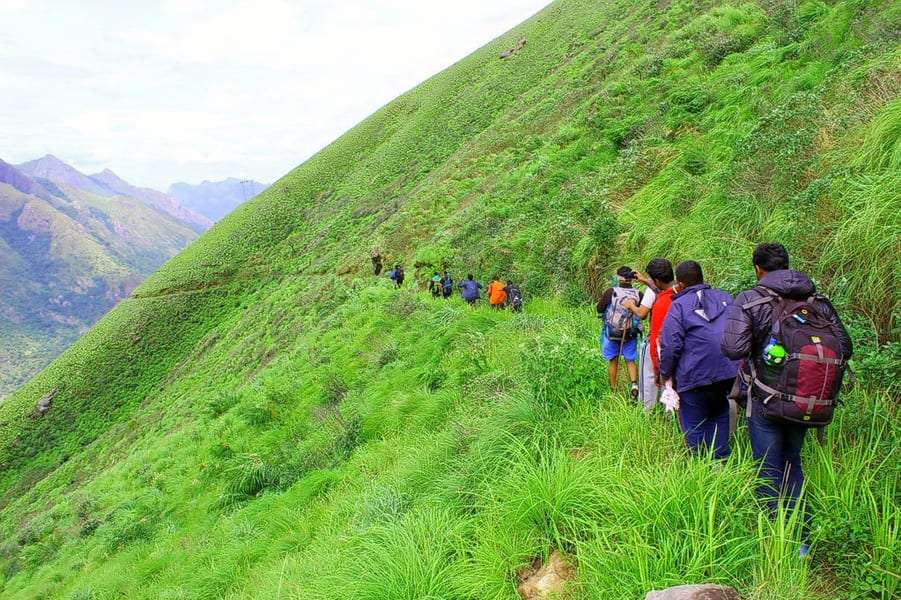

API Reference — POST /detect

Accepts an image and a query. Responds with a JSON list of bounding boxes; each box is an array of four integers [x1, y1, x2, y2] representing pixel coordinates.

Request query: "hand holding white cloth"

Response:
[[660, 379, 679, 412]]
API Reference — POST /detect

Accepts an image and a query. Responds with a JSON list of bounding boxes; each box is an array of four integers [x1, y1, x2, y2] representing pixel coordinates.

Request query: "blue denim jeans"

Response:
[[747, 402, 810, 532], [677, 379, 732, 460]]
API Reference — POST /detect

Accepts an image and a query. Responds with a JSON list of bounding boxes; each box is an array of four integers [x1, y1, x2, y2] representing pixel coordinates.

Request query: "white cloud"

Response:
[[0, 0, 550, 189]]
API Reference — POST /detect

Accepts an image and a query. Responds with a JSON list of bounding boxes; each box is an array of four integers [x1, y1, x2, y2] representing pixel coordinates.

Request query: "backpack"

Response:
[[742, 287, 848, 427], [442, 277, 453, 293], [605, 287, 640, 341], [507, 286, 523, 309]]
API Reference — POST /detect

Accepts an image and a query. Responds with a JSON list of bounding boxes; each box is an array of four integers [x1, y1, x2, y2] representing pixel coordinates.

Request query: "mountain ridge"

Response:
[[0, 157, 201, 398]]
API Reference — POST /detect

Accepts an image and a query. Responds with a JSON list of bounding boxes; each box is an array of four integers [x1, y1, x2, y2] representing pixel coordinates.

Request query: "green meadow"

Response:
[[0, 1, 898, 598]]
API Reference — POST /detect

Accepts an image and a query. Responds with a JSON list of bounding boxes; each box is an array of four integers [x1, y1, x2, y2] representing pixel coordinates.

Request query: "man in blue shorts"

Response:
[[597, 266, 642, 398]]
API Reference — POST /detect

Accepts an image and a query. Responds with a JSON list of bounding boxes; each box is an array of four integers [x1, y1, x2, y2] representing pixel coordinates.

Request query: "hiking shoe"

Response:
[[798, 543, 810, 559], [630, 382, 639, 399]]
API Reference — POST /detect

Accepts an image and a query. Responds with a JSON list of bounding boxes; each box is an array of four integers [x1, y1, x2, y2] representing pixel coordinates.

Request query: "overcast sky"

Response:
[[0, 0, 550, 190]]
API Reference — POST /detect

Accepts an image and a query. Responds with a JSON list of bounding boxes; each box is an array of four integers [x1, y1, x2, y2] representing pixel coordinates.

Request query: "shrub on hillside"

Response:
[[524, 333, 603, 411], [684, 4, 766, 66]]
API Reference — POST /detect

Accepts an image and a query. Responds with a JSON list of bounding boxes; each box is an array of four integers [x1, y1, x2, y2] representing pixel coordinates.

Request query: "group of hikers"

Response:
[[373, 244, 851, 556], [599, 242, 852, 556], [371, 251, 524, 311]]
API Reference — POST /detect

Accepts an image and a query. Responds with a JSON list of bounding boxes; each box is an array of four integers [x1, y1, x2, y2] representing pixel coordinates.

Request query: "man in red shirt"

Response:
[[622, 259, 675, 409]]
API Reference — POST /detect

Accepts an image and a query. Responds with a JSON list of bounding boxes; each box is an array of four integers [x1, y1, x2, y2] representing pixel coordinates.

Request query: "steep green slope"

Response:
[[1, 1, 898, 598]]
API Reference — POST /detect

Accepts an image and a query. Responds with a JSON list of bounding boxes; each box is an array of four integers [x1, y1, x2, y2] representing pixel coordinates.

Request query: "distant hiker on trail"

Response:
[[440, 271, 454, 298], [371, 250, 383, 276], [388, 265, 404, 288], [487, 276, 507, 309], [598, 266, 642, 398], [622, 258, 675, 412], [458, 274, 482, 305], [721, 242, 852, 557], [659, 261, 737, 460], [429, 272, 442, 298], [504, 280, 523, 312]]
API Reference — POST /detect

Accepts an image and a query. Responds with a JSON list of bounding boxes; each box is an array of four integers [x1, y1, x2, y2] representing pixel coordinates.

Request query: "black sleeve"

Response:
[[597, 288, 613, 318], [721, 291, 755, 360]]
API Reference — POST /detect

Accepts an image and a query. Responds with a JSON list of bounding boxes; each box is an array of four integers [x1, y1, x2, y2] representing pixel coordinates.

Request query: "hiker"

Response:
[[371, 250, 383, 276], [388, 264, 404, 288], [721, 243, 852, 556], [504, 280, 523, 312], [429, 272, 442, 298], [487, 276, 507, 309], [597, 266, 642, 398], [458, 274, 482, 305], [440, 271, 454, 298], [658, 260, 737, 460], [622, 258, 675, 411]]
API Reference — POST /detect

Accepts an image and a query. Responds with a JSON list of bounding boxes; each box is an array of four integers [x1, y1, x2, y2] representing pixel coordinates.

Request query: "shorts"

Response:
[[600, 330, 638, 362]]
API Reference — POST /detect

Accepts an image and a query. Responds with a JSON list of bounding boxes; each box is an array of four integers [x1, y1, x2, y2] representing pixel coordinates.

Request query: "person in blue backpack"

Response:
[[458, 274, 482, 305], [440, 271, 454, 298], [598, 266, 642, 397], [387, 265, 404, 288], [659, 260, 737, 460]]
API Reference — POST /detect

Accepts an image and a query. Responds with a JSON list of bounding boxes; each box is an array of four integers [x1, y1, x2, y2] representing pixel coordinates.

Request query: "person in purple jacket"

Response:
[[659, 260, 737, 459]]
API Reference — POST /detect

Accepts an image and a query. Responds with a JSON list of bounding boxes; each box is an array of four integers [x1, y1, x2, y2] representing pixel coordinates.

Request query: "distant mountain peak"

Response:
[[17, 155, 116, 197], [90, 168, 131, 189]]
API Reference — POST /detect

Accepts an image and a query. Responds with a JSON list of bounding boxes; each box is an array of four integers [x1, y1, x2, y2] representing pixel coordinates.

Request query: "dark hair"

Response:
[[616, 266, 635, 279], [645, 258, 674, 284], [467, 273, 474, 280], [753, 242, 789, 272], [675, 260, 703, 287]]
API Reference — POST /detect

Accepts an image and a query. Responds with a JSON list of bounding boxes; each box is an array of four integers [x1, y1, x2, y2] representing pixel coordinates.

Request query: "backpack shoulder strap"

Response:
[[741, 286, 778, 310]]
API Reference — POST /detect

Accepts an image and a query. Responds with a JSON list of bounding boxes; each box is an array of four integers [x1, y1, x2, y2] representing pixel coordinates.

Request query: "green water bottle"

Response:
[[762, 336, 786, 368]]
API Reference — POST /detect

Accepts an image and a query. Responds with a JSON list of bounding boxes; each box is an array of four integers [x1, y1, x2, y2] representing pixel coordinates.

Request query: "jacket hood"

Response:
[[759, 269, 816, 298], [676, 284, 730, 322]]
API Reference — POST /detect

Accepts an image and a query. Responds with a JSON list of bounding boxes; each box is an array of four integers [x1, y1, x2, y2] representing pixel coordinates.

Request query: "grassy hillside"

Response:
[[0, 1, 898, 598]]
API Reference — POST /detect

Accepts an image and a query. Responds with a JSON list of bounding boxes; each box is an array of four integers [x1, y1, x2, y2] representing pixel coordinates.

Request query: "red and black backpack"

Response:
[[742, 287, 848, 427]]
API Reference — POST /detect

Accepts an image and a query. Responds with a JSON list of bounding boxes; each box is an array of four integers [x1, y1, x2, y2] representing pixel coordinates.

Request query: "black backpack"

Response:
[[507, 286, 523, 310], [742, 287, 848, 427]]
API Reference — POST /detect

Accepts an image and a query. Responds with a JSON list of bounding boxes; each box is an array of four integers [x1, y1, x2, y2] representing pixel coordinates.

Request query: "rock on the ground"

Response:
[[32, 389, 57, 418], [645, 584, 740, 600], [517, 550, 574, 599]]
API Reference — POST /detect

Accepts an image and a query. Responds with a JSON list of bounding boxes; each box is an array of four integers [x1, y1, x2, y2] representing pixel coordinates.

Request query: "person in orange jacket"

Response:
[[487, 276, 507, 309]]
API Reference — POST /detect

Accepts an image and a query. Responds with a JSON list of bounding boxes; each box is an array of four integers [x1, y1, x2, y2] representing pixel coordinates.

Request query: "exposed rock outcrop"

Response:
[[517, 550, 574, 599], [645, 584, 740, 600]]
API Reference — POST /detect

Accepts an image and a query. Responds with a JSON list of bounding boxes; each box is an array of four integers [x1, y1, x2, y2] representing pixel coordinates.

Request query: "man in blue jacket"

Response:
[[458, 274, 483, 305], [659, 261, 737, 459]]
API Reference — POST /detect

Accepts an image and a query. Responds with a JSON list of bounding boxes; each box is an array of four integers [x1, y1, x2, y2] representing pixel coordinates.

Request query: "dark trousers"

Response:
[[677, 379, 732, 460], [747, 403, 810, 533]]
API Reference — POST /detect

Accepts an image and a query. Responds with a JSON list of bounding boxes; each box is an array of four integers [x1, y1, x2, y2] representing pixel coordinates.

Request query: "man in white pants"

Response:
[[623, 259, 676, 412]]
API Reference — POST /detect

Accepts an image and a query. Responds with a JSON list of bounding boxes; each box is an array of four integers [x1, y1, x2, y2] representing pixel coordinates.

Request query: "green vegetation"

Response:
[[0, 1, 898, 598]]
